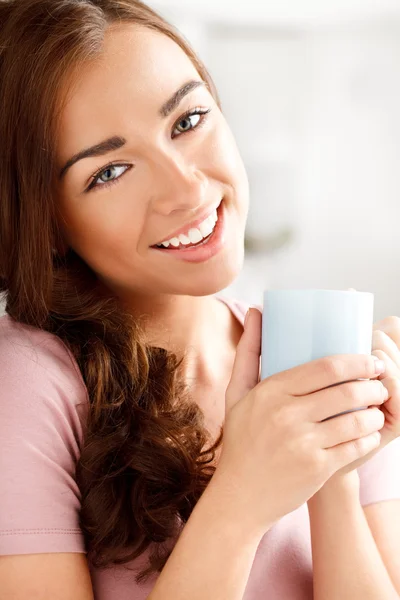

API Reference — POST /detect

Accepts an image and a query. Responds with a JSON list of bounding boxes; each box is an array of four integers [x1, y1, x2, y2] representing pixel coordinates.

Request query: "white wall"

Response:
[[152, 0, 400, 27], [205, 19, 400, 321]]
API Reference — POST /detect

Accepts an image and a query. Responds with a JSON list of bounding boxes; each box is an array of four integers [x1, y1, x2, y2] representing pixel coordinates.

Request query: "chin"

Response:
[[177, 253, 245, 297]]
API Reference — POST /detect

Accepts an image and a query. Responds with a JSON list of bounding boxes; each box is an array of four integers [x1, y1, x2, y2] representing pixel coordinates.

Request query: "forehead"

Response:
[[57, 24, 200, 155]]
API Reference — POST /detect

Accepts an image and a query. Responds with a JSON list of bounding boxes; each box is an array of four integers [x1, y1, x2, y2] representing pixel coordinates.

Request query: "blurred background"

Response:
[[148, 0, 400, 320], [2, 0, 399, 320]]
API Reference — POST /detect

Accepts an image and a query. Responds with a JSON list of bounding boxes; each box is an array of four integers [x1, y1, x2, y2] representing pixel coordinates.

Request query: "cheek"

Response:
[[57, 192, 145, 257], [208, 118, 249, 190]]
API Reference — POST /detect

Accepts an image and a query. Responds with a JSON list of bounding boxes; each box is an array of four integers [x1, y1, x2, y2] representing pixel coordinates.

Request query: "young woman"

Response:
[[1, 1, 400, 599]]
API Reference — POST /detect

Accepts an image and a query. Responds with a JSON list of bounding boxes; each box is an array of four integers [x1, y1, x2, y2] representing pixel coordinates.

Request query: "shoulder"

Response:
[[0, 313, 87, 398], [0, 314, 88, 555], [0, 313, 89, 441]]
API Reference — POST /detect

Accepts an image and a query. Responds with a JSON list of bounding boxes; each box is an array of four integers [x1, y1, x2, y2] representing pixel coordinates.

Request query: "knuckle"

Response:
[[254, 381, 278, 413], [351, 411, 369, 436], [375, 380, 389, 401], [351, 407, 384, 437], [373, 349, 385, 361], [385, 316, 400, 334], [272, 404, 296, 431], [253, 381, 269, 402], [297, 431, 314, 456], [374, 329, 386, 344], [347, 436, 367, 458], [363, 379, 388, 403], [365, 354, 377, 378], [341, 381, 358, 402], [340, 380, 379, 406], [257, 377, 278, 398], [369, 406, 385, 428], [377, 408, 385, 428], [321, 356, 346, 381]]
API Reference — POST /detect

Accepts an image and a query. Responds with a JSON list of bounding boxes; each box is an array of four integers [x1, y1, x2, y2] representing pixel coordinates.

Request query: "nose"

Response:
[[150, 151, 208, 215]]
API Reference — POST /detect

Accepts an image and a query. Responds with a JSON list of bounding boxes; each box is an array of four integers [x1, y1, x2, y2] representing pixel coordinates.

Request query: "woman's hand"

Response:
[[320, 314, 400, 488], [370, 316, 400, 442]]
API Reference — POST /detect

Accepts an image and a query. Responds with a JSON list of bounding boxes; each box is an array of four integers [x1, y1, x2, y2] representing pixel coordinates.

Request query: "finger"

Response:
[[379, 376, 400, 436], [372, 330, 400, 371], [318, 405, 385, 449], [371, 348, 399, 378], [380, 375, 400, 401], [273, 353, 385, 397], [225, 307, 262, 413], [327, 431, 382, 469], [309, 378, 388, 423], [373, 316, 400, 348]]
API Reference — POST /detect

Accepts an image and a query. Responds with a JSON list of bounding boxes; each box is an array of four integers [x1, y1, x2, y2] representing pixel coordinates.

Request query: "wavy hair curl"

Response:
[[0, 0, 223, 584]]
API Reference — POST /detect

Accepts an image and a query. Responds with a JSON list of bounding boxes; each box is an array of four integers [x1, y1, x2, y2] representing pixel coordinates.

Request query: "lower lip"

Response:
[[150, 200, 226, 263]]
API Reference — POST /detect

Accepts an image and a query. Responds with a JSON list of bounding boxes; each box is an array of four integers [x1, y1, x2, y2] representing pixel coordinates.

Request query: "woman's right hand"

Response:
[[215, 307, 388, 535]]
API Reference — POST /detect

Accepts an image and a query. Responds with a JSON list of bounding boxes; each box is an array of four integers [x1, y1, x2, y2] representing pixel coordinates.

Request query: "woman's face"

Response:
[[55, 23, 249, 303]]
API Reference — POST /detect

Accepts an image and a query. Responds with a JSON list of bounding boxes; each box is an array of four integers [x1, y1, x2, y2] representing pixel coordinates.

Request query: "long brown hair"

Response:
[[0, 0, 224, 584]]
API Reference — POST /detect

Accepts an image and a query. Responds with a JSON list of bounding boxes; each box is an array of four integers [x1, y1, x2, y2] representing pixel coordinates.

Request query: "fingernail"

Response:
[[373, 356, 386, 374]]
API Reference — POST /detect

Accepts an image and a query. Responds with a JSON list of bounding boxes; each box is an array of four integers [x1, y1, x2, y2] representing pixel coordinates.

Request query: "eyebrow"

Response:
[[58, 79, 205, 181]]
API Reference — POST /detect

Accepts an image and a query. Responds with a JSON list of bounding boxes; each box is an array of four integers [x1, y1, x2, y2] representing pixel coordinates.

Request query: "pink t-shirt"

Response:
[[1, 293, 400, 599]]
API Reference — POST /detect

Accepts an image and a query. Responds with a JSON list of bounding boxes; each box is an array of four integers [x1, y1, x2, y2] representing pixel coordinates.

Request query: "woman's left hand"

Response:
[[369, 316, 400, 442], [316, 315, 400, 491]]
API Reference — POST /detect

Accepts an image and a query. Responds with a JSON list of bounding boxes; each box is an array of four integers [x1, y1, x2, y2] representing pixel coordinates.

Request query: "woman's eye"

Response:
[[172, 108, 211, 139], [96, 164, 128, 185], [87, 164, 130, 192], [175, 113, 201, 135]]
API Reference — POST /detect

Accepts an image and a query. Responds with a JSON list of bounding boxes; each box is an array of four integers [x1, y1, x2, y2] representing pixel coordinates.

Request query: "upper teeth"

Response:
[[157, 209, 218, 248]]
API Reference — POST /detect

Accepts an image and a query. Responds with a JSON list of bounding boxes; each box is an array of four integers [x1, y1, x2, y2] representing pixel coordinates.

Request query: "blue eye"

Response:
[[86, 107, 212, 193], [87, 164, 131, 192], [172, 107, 211, 138]]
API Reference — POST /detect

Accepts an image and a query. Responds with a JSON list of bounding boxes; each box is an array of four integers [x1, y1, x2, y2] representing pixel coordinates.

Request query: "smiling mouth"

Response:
[[150, 200, 222, 250], [152, 230, 215, 251], [149, 200, 225, 260]]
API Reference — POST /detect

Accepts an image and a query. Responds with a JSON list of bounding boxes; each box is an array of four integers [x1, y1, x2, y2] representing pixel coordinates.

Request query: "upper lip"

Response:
[[151, 199, 222, 246]]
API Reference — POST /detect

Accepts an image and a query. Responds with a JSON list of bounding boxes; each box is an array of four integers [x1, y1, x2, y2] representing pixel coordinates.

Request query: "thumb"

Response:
[[225, 306, 262, 414], [347, 287, 357, 292]]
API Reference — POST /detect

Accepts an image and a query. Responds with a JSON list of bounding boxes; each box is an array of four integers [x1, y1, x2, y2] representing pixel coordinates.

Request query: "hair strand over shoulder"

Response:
[[0, 0, 223, 584]]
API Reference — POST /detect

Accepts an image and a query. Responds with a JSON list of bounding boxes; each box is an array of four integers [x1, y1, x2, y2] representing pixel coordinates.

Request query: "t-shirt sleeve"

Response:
[[358, 437, 400, 506], [0, 318, 88, 554]]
